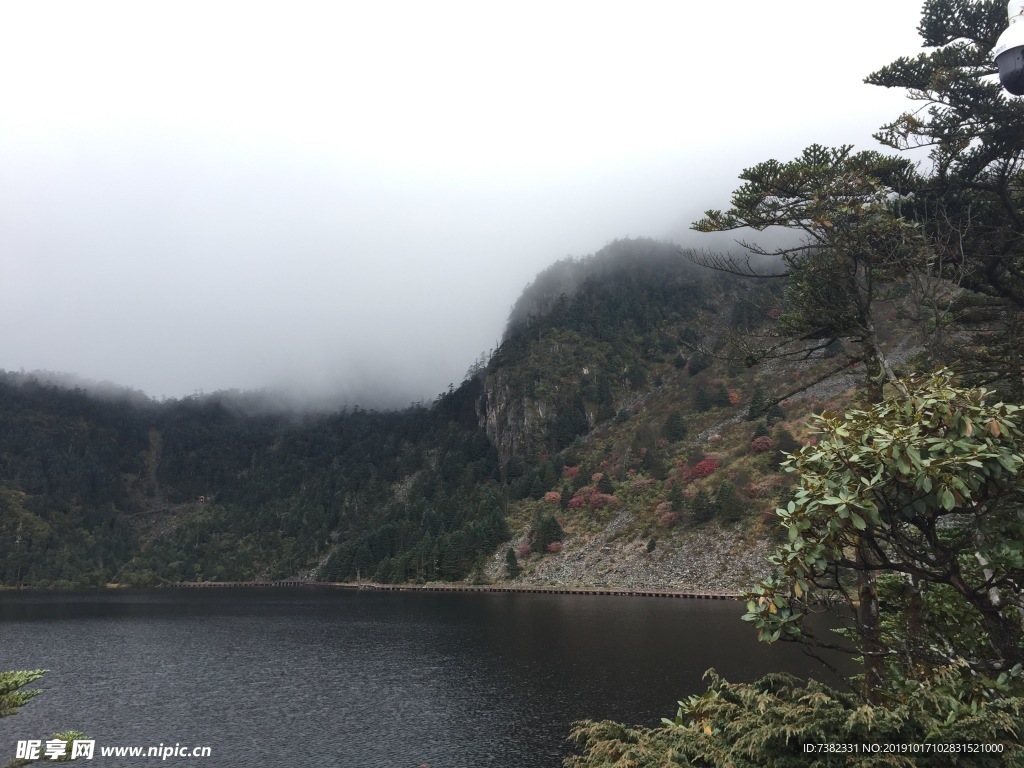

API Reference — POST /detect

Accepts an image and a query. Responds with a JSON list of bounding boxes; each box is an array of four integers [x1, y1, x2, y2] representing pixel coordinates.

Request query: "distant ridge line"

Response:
[[168, 581, 740, 599]]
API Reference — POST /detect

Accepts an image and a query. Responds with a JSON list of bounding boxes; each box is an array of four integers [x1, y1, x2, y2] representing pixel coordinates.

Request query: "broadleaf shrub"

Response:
[[567, 668, 1024, 767]]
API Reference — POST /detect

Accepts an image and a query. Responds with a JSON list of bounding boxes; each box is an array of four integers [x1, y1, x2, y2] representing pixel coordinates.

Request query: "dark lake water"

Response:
[[0, 588, 843, 767]]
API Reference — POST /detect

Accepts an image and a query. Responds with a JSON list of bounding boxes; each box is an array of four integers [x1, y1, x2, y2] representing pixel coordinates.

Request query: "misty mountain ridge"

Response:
[[504, 238, 706, 335], [0, 236, 820, 589], [6, 238, 712, 415], [0, 366, 437, 419]]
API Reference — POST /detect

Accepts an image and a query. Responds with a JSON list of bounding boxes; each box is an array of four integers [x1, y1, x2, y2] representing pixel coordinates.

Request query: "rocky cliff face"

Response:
[[481, 367, 541, 469], [481, 347, 604, 470]]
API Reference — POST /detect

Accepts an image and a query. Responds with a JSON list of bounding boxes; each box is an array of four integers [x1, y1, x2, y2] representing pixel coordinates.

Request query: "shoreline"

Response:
[[166, 580, 740, 599]]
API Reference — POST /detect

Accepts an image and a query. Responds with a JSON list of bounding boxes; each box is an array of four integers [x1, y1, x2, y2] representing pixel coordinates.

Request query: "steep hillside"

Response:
[[468, 240, 862, 591], [0, 237, 869, 590]]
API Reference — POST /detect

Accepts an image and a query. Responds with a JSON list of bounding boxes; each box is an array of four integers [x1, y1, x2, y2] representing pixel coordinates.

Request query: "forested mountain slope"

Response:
[[0, 237, 888, 588]]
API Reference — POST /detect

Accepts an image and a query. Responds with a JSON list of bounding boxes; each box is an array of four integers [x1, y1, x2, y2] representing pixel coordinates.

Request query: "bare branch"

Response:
[[680, 249, 786, 279]]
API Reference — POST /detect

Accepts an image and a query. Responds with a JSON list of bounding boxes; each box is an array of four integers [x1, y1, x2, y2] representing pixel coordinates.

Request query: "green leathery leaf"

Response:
[[939, 487, 956, 511]]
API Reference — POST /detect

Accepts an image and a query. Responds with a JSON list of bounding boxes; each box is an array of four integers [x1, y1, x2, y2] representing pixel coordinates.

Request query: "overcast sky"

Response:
[[1, 1, 927, 406]]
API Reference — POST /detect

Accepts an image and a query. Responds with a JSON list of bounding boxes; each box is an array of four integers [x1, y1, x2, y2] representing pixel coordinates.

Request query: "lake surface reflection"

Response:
[[1, 588, 842, 767]]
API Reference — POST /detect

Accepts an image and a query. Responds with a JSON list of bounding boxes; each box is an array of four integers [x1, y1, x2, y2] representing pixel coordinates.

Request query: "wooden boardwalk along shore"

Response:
[[169, 580, 740, 599]]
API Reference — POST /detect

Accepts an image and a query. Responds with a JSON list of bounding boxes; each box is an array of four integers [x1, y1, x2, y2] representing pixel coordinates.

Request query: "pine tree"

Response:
[[0, 669, 44, 718], [765, 404, 785, 426], [0, 669, 87, 763], [667, 482, 684, 513], [528, 473, 547, 500], [693, 384, 711, 412], [747, 386, 767, 421], [641, 447, 668, 481], [691, 490, 714, 524], [713, 382, 731, 408], [866, 0, 1024, 400], [529, 512, 564, 553], [693, 142, 921, 405], [505, 548, 521, 579], [715, 481, 743, 525], [662, 411, 687, 443], [687, 350, 711, 376]]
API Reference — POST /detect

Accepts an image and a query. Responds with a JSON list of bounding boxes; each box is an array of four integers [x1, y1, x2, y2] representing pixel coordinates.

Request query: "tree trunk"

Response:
[[857, 535, 886, 703], [857, 341, 896, 702]]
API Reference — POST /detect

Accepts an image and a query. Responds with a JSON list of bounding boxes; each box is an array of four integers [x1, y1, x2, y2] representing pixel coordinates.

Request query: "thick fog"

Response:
[[0, 1, 924, 407]]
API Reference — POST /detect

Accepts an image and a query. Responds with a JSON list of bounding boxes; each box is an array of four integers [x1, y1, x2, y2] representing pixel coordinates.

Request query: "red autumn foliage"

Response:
[[546, 542, 563, 553], [693, 455, 719, 478], [592, 472, 604, 483], [562, 466, 580, 480], [569, 486, 594, 507], [678, 455, 719, 484], [659, 511, 680, 528], [728, 390, 741, 405], [590, 493, 617, 509], [544, 491, 561, 504], [677, 465, 698, 484], [750, 436, 773, 453], [516, 543, 532, 558], [568, 485, 617, 509], [630, 476, 656, 491]]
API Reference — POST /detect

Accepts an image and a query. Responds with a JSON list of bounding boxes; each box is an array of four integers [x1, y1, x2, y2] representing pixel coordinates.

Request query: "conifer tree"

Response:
[[1, 670, 86, 768], [662, 411, 687, 443], [864, 0, 1024, 400], [504, 548, 521, 579], [713, 382, 731, 408], [691, 490, 714, 524], [715, 481, 743, 525], [746, 385, 767, 421], [0, 670, 43, 719], [692, 384, 711, 413], [667, 482, 684, 513], [686, 350, 711, 376]]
